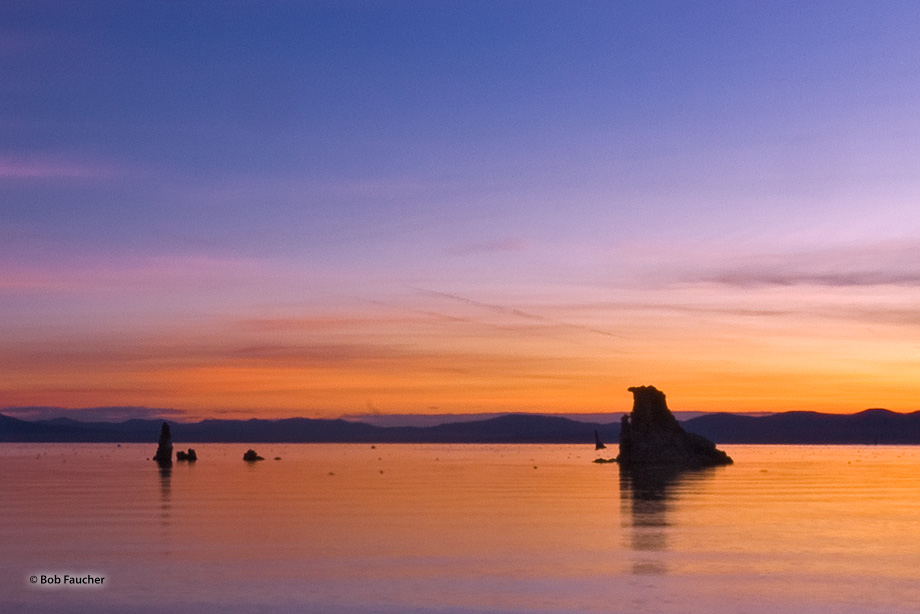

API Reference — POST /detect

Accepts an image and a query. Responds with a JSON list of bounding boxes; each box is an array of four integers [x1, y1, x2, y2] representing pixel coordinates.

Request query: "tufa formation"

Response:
[[617, 386, 732, 468], [243, 449, 265, 462], [176, 448, 197, 462], [152, 422, 173, 467]]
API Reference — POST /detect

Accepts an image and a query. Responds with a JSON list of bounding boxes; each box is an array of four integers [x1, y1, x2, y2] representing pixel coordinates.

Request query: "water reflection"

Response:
[[158, 463, 171, 528], [620, 466, 714, 575]]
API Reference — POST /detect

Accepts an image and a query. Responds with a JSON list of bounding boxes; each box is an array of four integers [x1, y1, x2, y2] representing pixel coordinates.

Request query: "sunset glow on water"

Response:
[[4, 444, 920, 613]]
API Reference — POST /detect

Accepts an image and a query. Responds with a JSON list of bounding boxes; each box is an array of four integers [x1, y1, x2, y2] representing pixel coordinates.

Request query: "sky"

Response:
[[3, 1, 920, 421]]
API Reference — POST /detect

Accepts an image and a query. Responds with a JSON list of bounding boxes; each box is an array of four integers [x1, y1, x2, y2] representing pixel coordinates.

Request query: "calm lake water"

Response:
[[3, 443, 920, 613]]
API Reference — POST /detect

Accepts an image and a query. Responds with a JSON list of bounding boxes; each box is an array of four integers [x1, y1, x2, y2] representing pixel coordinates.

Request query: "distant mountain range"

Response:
[[687, 409, 920, 444], [3, 409, 920, 444]]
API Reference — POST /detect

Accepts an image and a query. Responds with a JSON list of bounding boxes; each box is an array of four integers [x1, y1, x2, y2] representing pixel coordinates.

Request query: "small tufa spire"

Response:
[[152, 422, 173, 467]]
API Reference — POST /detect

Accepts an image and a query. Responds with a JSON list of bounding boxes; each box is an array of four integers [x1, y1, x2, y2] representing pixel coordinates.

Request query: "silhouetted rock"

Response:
[[152, 422, 173, 467], [594, 429, 606, 450], [617, 386, 732, 468], [176, 448, 197, 462], [243, 449, 264, 462]]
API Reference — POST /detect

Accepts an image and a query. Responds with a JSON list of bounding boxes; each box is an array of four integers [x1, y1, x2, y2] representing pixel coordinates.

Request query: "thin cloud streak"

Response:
[[689, 240, 920, 288], [710, 271, 920, 288], [555, 301, 795, 319], [552, 294, 920, 329], [454, 237, 530, 256], [415, 288, 629, 340], [0, 157, 120, 179], [351, 297, 580, 340], [0, 254, 279, 295]]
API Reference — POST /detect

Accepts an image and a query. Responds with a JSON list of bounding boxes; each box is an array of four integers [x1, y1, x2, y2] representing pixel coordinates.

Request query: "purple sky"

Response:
[[3, 2, 920, 419]]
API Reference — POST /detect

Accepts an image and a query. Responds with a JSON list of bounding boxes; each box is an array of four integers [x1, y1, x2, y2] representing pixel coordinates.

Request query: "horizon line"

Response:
[[1, 406, 913, 426]]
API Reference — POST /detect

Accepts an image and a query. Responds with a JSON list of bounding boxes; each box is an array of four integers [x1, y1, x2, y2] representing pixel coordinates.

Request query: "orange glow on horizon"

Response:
[[3, 267, 920, 420]]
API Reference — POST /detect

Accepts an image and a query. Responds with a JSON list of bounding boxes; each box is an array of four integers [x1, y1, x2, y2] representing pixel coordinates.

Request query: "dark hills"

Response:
[[686, 408, 920, 444], [2, 408, 920, 444], [0, 413, 619, 444]]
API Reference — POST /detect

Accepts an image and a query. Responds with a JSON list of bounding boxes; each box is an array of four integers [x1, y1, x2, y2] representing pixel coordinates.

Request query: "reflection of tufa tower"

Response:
[[619, 466, 677, 576], [153, 422, 173, 467]]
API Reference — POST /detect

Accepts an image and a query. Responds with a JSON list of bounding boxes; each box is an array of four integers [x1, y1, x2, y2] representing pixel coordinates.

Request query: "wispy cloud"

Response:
[[0, 253, 274, 295], [239, 315, 424, 332], [697, 241, 920, 288], [0, 157, 120, 180], [554, 301, 795, 319], [415, 288, 627, 340], [176, 174, 456, 205], [709, 270, 920, 288], [454, 237, 530, 256]]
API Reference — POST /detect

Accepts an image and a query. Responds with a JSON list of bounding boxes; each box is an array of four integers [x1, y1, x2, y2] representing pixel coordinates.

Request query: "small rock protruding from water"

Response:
[[243, 449, 265, 462], [594, 429, 606, 450], [176, 448, 198, 462], [152, 422, 173, 467]]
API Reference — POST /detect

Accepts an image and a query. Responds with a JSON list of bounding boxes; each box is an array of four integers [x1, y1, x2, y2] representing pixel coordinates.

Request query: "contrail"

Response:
[[413, 288, 629, 340]]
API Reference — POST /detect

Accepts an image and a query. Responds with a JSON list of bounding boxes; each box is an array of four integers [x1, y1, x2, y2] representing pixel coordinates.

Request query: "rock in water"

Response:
[[176, 448, 197, 462], [617, 386, 732, 468], [153, 422, 173, 467], [243, 449, 265, 462]]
